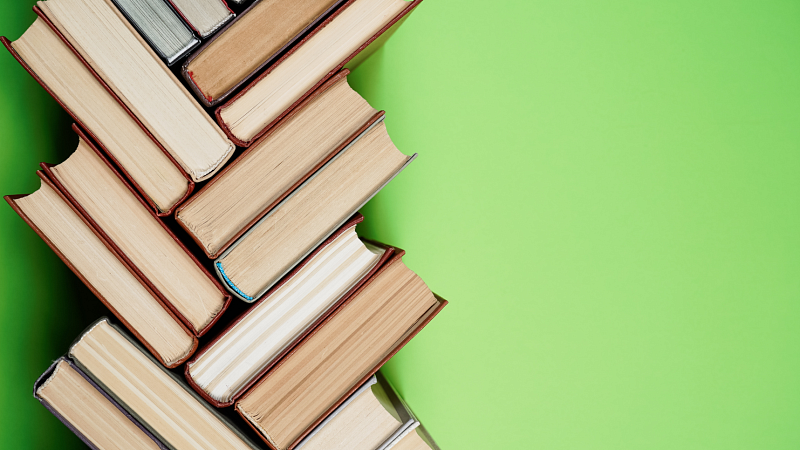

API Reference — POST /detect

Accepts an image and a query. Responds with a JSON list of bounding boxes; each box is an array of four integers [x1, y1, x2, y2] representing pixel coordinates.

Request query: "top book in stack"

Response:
[[196, 0, 421, 146], [4, 0, 235, 214]]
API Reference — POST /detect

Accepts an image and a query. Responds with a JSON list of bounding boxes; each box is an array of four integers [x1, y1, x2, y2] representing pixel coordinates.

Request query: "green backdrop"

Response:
[[2, 0, 800, 448]]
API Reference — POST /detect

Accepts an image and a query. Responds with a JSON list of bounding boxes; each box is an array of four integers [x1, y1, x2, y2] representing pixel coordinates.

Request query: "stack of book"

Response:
[[2, 0, 445, 448]]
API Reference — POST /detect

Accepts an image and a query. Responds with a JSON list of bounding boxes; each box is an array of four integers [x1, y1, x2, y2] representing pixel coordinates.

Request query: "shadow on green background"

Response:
[[2, 0, 800, 448]]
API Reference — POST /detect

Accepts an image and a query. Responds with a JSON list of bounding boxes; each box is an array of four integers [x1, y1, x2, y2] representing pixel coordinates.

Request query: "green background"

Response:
[[2, 0, 800, 448]]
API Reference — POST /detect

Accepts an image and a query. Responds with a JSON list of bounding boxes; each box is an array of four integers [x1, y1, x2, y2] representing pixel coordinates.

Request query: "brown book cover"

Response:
[[181, 0, 348, 107], [215, 0, 423, 147], [184, 214, 399, 407], [5, 172, 198, 368], [40, 124, 233, 338], [1, 8, 195, 217], [175, 70, 385, 259], [233, 249, 447, 449]]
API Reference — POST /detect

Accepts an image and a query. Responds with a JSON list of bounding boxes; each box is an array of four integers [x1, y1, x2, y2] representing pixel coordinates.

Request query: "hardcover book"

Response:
[[233, 249, 446, 449], [31, 0, 235, 182], [175, 71, 383, 259], [167, 0, 234, 38], [185, 216, 395, 406], [34, 357, 168, 450], [69, 318, 262, 450], [182, 0, 346, 106], [6, 127, 232, 367], [110, 0, 200, 65], [2, 17, 192, 215], [210, 111, 415, 301], [215, 0, 422, 146], [295, 372, 439, 450]]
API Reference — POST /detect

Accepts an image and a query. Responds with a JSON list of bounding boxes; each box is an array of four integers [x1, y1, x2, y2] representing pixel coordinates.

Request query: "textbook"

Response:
[[6, 128, 231, 367]]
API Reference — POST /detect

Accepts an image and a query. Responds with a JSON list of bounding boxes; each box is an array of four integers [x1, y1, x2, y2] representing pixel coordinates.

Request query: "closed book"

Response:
[[182, 0, 347, 107], [215, 0, 421, 147], [295, 373, 425, 450], [68, 318, 262, 450], [110, 0, 200, 65], [233, 249, 447, 450], [31, 0, 235, 183], [185, 215, 396, 406], [166, 0, 234, 38], [6, 126, 232, 367], [2, 17, 193, 216], [212, 114, 415, 302], [175, 71, 382, 260], [34, 357, 168, 450]]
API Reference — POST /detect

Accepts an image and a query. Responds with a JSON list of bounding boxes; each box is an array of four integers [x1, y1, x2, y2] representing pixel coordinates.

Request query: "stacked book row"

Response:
[[3, 0, 446, 448]]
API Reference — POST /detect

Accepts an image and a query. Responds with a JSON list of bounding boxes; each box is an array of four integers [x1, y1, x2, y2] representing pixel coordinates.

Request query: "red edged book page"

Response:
[[215, 0, 422, 147], [5, 174, 197, 368], [41, 126, 232, 338]]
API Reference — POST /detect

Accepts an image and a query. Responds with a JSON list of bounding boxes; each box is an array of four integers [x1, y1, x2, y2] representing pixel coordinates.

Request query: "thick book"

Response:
[[110, 0, 200, 65], [185, 216, 396, 406], [233, 249, 447, 450], [175, 71, 383, 259], [68, 318, 262, 450], [212, 114, 415, 302], [31, 0, 235, 182], [295, 372, 436, 450], [2, 16, 192, 216], [34, 357, 168, 450], [215, 0, 422, 147], [167, 0, 234, 38], [6, 127, 232, 367], [182, 0, 347, 107]]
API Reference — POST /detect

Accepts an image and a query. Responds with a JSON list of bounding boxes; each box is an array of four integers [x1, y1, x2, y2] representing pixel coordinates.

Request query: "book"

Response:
[[185, 216, 395, 406], [215, 0, 422, 146], [110, 0, 200, 65], [68, 318, 262, 450], [182, 0, 346, 106], [167, 0, 234, 38], [34, 357, 167, 450], [233, 250, 447, 449], [6, 128, 233, 367], [213, 114, 415, 302], [389, 426, 439, 450], [32, 0, 235, 182], [175, 71, 382, 259], [295, 372, 429, 450], [2, 17, 192, 215]]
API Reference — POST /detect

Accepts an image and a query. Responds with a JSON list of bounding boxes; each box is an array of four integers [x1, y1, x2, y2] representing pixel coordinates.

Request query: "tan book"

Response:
[[33, 0, 235, 182], [234, 250, 447, 450], [296, 373, 438, 450], [182, 0, 346, 106], [176, 71, 381, 260], [215, 0, 421, 147], [2, 17, 190, 214], [69, 319, 261, 450]]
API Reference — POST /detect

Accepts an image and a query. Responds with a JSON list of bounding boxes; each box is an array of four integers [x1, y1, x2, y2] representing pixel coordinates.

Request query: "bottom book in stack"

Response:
[[36, 318, 260, 450]]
